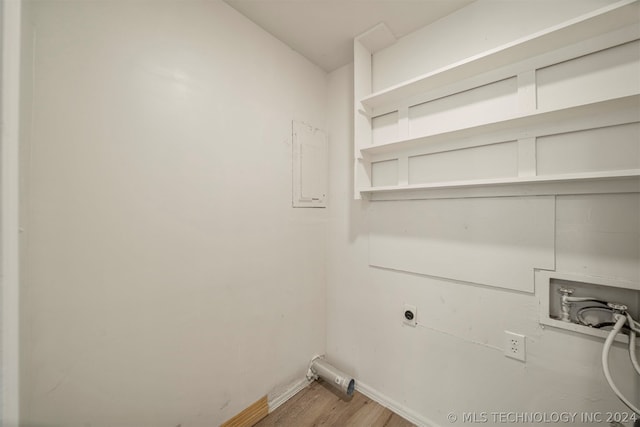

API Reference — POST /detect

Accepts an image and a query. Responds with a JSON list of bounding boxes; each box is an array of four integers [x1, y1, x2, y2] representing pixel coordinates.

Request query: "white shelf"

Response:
[[361, 95, 640, 158], [360, 0, 639, 112], [353, 0, 640, 200], [360, 170, 640, 195]]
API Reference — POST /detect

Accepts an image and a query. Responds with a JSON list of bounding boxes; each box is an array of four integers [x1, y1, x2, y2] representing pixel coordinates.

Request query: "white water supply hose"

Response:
[[630, 331, 640, 376], [627, 313, 640, 334], [602, 314, 640, 415], [628, 314, 640, 376]]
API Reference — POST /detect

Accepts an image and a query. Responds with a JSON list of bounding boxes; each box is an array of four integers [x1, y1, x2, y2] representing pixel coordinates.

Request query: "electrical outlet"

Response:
[[504, 331, 526, 362], [403, 304, 417, 327]]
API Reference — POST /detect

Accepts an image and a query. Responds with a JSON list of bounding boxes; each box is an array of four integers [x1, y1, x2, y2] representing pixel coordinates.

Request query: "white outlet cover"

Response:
[[504, 331, 526, 362]]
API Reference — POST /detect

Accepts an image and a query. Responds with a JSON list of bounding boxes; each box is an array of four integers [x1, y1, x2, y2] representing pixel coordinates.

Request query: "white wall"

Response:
[[20, 1, 327, 425], [327, 1, 640, 426]]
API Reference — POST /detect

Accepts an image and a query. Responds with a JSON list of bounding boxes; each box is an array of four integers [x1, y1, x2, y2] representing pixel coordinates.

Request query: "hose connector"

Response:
[[558, 287, 575, 322], [607, 302, 628, 314]]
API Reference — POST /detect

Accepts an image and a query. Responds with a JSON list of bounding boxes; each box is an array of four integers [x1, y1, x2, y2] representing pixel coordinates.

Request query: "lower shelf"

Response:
[[360, 169, 640, 200]]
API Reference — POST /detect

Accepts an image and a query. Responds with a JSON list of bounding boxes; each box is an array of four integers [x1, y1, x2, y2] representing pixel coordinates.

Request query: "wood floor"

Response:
[[255, 380, 415, 427]]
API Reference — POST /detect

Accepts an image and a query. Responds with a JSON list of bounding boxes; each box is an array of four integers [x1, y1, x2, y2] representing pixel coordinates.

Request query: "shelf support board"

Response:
[[518, 138, 537, 178], [398, 156, 409, 187], [517, 70, 537, 113]]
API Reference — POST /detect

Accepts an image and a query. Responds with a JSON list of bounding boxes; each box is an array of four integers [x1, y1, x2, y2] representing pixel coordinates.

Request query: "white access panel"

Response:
[[368, 196, 556, 292], [293, 121, 328, 207]]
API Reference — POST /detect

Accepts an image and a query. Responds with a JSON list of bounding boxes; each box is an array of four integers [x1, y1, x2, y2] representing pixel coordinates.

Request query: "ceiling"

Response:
[[224, 0, 474, 72]]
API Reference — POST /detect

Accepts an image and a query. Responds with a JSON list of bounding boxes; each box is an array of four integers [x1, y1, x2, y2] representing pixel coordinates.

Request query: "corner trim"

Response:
[[1, 0, 22, 425]]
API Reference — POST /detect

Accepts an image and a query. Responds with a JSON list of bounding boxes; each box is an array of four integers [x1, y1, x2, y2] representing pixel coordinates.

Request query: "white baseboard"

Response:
[[267, 376, 442, 427], [268, 377, 310, 412], [355, 381, 442, 427]]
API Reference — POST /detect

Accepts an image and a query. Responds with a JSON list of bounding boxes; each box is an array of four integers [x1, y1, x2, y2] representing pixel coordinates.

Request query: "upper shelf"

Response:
[[360, 95, 640, 157], [360, 0, 640, 112]]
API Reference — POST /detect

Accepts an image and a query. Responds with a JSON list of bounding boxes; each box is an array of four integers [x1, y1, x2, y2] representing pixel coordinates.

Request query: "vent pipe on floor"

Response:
[[306, 355, 355, 397]]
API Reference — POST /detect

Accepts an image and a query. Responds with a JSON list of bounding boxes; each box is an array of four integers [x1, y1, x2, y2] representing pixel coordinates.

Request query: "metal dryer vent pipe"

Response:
[[307, 355, 355, 397]]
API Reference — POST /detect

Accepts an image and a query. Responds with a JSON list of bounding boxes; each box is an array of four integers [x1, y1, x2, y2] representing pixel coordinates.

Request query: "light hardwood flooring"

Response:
[[255, 380, 416, 427]]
